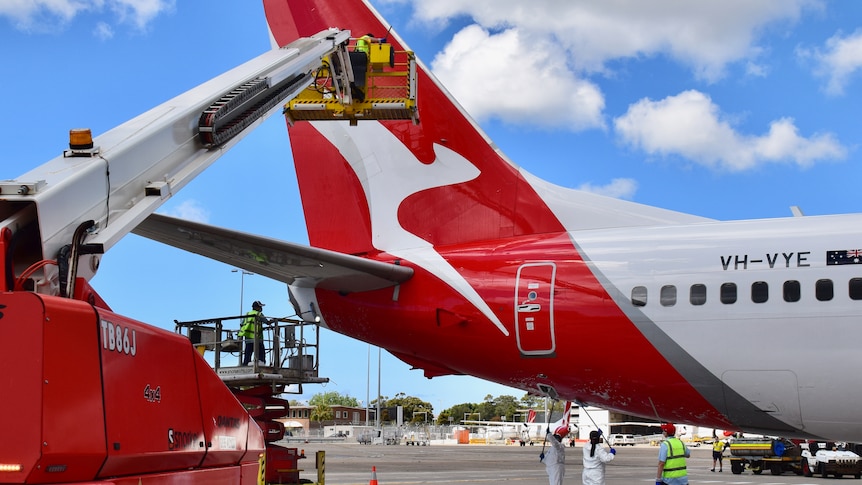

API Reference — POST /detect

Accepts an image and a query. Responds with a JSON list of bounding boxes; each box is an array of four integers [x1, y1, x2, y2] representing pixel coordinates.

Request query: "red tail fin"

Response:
[[560, 401, 572, 429], [263, 1, 704, 255], [263, 0, 565, 255]]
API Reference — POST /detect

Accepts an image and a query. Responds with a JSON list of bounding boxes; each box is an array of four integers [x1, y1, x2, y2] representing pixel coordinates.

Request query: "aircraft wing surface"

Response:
[[133, 213, 413, 292]]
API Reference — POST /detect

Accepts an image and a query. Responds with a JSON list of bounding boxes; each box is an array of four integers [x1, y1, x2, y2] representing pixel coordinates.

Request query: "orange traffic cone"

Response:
[[369, 465, 378, 485]]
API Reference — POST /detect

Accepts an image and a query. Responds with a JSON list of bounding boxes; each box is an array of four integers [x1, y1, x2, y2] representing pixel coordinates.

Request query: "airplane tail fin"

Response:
[[263, 0, 707, 255], [559, 401, 572, 429], [549, 401, 572, 432]]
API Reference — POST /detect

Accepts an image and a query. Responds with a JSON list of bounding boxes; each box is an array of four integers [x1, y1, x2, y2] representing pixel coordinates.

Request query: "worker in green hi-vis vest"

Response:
[[656, 423, 691, 485], [240, 300, 267, 366]]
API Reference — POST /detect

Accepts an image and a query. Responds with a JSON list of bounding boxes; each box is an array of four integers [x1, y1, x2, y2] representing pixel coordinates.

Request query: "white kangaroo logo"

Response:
[[312, 121, 509, 336]]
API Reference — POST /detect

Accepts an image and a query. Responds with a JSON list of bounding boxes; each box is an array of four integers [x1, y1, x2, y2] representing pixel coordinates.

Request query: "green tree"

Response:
[[439, 394, 544, 424], [477, 394, 497, 421], [442, 402, 478, 424], [385, 392, 434, 423], [309, 391, 360, 407], [310, 403, 333, 424], [494, 394, 519, 421], [366, 393, 436, 423], [519, 393, 542, 410], [435, 409, 452, 425]]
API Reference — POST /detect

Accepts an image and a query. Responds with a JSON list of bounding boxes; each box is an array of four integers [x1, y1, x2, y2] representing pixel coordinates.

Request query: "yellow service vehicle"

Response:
[[729, 438, 803, 476]]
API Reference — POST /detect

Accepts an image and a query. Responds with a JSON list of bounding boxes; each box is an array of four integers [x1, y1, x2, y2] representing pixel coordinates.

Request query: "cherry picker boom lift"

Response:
[[0, 28, 417, 485]]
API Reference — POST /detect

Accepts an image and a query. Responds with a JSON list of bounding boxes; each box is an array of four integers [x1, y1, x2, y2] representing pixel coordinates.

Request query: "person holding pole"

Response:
[[540, 425, 568, 485], [583, 429, 616, 484]]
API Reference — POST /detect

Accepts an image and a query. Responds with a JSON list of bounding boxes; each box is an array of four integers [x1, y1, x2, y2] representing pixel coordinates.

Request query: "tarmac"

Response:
[[287, 441, 831, 484]]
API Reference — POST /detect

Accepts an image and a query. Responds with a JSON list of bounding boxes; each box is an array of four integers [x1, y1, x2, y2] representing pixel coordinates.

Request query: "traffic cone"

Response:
[[368, 465, 378, 485]]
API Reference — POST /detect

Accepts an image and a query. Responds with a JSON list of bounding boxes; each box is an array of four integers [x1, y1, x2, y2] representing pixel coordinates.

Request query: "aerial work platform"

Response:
[[284, 38, 419, 125], [0, 26, 391, 485], [175, 314, 328, 390]]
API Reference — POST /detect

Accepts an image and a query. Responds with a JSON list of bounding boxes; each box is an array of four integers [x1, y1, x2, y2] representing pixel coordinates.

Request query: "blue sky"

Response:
[[3, 0, 862, 414]]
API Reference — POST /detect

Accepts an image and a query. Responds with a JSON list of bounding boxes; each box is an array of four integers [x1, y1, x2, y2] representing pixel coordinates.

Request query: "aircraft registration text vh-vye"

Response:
[[3, 0, 862, 482], [720, 251, 811, 270]]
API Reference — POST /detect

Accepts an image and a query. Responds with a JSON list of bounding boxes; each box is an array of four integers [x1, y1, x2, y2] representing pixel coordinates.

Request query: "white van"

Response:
[[610, 434, 635, 446]]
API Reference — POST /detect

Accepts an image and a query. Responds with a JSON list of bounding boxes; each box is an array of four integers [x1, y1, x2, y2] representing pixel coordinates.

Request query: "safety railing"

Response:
[[174, 314, 328, 390]]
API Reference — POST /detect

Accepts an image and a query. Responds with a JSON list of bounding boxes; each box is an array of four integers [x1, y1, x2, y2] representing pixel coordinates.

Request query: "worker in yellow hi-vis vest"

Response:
[[240, 300, 267, 366], [351, 33, 386, 102], [656, 423, 691, 485], [711, 438, 727, 472], [355, 32, 387, 54]]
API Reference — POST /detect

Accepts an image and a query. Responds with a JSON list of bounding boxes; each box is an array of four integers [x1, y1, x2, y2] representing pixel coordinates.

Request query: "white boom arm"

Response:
[[0, 28, 351, 297]]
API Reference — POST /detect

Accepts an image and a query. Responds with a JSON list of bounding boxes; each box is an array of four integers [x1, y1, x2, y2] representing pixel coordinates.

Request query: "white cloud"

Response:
[[799, 29, 862, 96], [431, 25, 605, 130], [0, 0, 88, 31], [409, 0, 816, 81], [94, 21, 113, 40], [613, 90, 846, 171], [161, 199, 209, 223], [0, 0, 174, 33], [406, 0, 822, 133], [745, 61, 769, 78], [577, 178, 638, 199], [109, 0, 173, 31]]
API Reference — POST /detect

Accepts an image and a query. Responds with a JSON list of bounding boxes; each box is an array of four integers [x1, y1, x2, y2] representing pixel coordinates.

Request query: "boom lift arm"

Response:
[[0, 26, 420, 485], [0, 28, 352, 298]]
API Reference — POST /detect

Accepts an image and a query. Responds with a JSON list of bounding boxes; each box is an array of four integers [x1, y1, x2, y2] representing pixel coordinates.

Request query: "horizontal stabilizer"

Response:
[[133, 213, 412, 292]]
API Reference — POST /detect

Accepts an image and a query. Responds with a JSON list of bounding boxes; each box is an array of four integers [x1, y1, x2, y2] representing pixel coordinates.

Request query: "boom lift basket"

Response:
[[284, 39, 419, 125]]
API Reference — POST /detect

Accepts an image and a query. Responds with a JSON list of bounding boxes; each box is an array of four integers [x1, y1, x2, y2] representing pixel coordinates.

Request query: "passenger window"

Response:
[[816, 279, 834, 301], [720, 283, 737, 304], [850, 278, 862, 300], [783, 280, 800, 302], [690, 284, 706, 305], [751, 281, 768, 303], [660, 285, 677, 307], [631, 286, 647, 307]]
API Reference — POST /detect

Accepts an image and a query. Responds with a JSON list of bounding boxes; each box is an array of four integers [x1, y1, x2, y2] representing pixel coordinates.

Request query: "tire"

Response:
[[731, 461, 744, 475], [802, 458, 813, 477], [770, 463, 782, 475], [752, 460, 763, 475]]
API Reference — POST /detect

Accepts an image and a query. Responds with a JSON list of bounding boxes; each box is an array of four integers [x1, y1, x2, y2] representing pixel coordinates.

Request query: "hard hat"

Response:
[[554, 425, 569, 437], [252, 300, 264, 309], [660, 423, 676, 436]]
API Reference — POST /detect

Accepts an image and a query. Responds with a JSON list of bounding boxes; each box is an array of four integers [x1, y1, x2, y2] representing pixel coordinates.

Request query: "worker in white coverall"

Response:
[[582, 429, 616, 485], [539, 425, 569, 485]]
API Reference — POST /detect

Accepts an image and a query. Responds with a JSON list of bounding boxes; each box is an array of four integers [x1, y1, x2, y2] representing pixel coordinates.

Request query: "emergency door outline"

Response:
[[514, 262, 556, 356]]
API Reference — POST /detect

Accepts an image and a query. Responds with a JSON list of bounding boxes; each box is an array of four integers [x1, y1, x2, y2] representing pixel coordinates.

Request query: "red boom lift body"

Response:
[[0, 290, 265, 484]]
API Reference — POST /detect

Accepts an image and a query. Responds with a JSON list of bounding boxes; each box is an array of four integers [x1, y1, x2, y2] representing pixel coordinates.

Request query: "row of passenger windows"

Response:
[[631, 278, 862, 307]]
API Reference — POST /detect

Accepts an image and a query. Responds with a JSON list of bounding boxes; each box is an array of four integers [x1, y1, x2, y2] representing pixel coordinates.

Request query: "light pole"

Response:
[[376, 347, 381, 429], [366, 344, 370, 427], [231, 269, 254, 315]]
